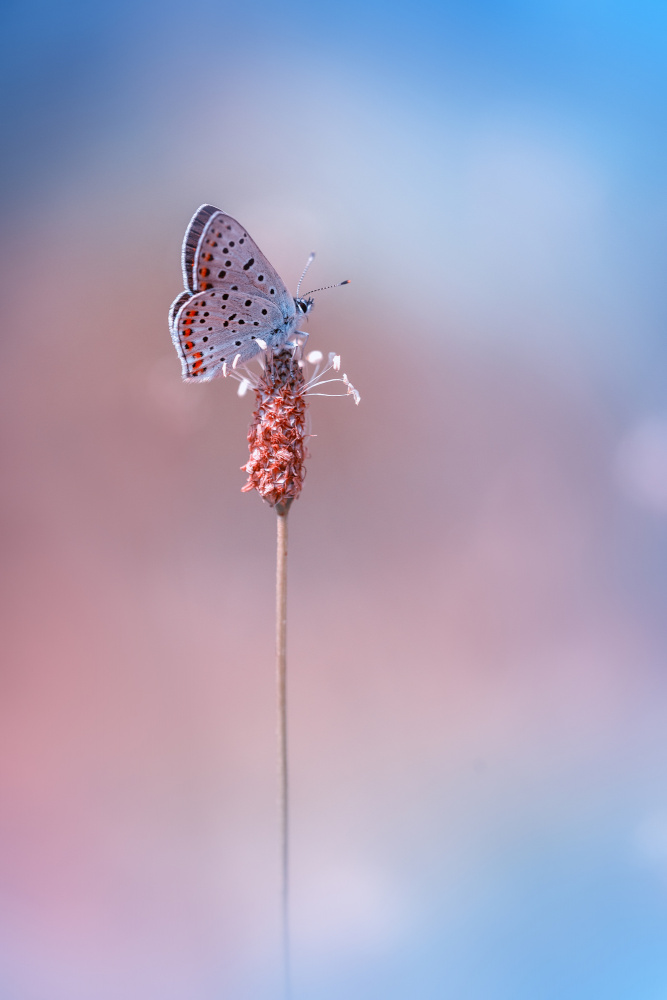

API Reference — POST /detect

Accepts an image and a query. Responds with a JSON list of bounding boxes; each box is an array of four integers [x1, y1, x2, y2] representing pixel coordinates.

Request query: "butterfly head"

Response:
[[295, 296, 314, 316]]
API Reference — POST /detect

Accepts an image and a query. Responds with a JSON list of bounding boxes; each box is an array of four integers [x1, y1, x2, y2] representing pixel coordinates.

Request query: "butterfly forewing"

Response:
[[182, 205, 219, 292], [193, 211, 293, 312], [174, 288, 289, 381]]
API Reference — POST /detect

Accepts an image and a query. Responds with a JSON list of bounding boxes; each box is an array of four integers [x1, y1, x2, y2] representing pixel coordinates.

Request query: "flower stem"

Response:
[[275, 502, 291, 998]]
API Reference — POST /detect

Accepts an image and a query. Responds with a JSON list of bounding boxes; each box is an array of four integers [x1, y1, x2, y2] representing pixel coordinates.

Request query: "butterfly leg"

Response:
[[290, 330, 310, 351]]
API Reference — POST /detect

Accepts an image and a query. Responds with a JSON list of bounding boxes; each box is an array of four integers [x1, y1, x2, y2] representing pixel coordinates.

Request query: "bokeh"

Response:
[[2, 1, 667, 997]]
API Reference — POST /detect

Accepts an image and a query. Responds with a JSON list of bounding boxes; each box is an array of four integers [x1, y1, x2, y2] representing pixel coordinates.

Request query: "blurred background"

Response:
[[2, 0, 667, 997]]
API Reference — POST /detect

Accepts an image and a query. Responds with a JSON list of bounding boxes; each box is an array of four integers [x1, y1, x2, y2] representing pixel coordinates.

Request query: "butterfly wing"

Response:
[[181, 204, 219, 292], [171, 205, 300, 381], [169, 290, 191, 346], [186, 206, 292, 307], [172, 288, 293, 381]]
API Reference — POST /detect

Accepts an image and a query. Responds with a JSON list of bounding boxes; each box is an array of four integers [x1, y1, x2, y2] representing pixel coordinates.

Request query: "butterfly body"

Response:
[[169, 205, 312, 381]]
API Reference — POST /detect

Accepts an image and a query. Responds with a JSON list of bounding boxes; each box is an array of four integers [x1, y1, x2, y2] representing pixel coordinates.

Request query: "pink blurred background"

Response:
[[2, 2, 667, 997]]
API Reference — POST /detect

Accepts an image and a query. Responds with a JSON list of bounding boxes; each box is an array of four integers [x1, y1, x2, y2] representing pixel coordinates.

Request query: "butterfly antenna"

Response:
[[296, 253, 316, 297], [302, 279, 350, 297]]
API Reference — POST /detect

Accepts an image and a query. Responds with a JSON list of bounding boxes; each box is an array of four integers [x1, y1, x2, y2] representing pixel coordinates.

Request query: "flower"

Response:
[[231, 342, 359, 510], [241, 348, 307, 510]]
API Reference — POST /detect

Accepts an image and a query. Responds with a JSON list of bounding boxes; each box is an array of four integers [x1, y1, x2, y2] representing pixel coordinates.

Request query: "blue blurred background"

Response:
[[2, 1, 667, 997]]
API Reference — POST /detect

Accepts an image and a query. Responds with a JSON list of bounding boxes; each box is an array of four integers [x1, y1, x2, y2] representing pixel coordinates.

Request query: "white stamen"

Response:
[[308, 392, 352, 398], [343, 374, 360, 404], [342, 373, 358, 397], [333, 355, 341, 371], [307, 350, 323, 364], [233, 354, 241, 369], [237, 378, 250, 397], [305, 377, 342, 388], [256, 339, 267, 350], [222, 362, 227, 377]]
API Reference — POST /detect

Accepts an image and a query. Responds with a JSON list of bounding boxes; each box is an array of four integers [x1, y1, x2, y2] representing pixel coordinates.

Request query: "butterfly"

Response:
[[169, 205, 314, 382]]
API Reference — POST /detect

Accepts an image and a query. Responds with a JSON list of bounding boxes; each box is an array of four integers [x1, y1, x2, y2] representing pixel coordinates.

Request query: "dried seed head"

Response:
[[241, 349, 308, 510]]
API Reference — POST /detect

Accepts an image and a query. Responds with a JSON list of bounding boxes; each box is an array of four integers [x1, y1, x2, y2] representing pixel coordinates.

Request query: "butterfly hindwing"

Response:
[[169, 290, 191, 343], [173, 288, 291, 381]]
